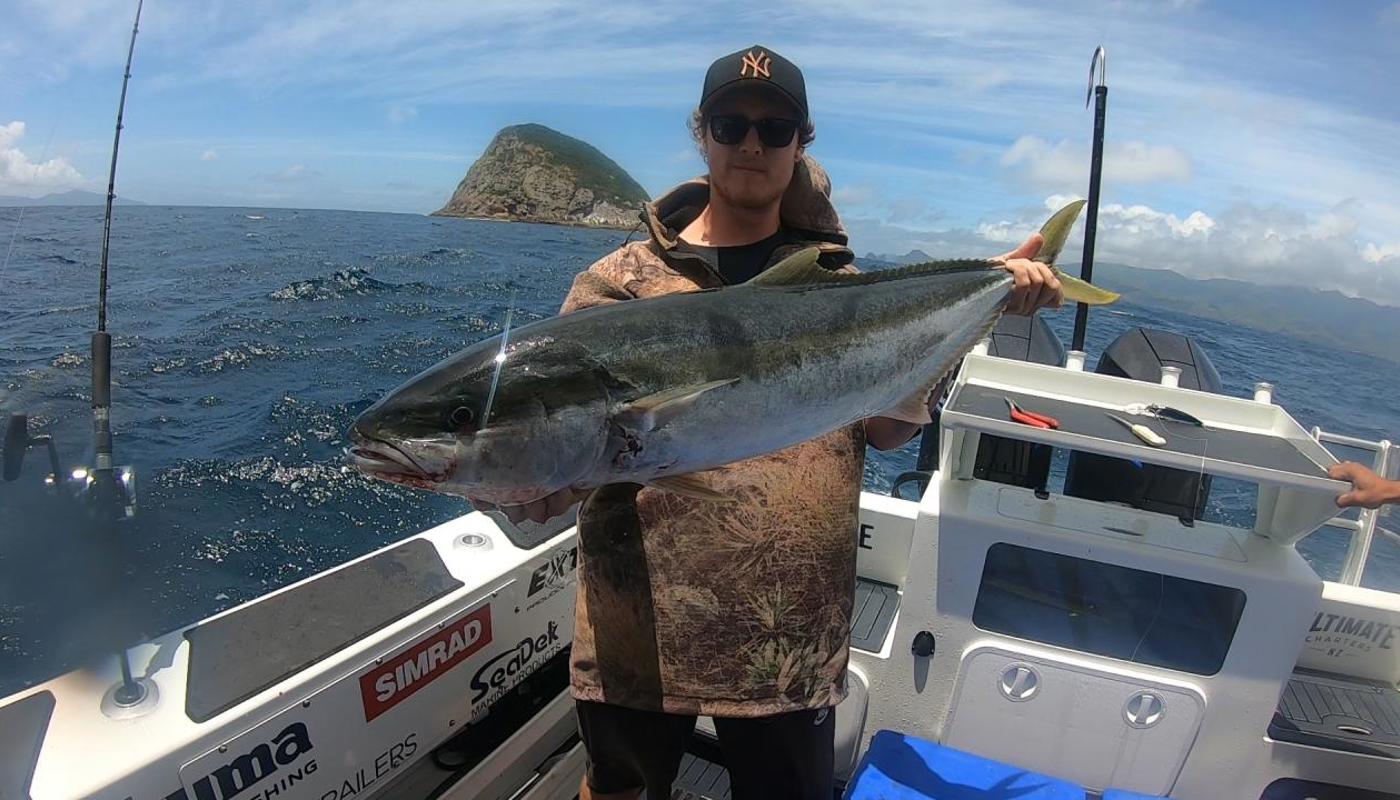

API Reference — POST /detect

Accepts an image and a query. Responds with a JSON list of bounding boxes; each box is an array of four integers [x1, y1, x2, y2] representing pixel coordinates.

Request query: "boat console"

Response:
[[846, 350, 1399, 798]]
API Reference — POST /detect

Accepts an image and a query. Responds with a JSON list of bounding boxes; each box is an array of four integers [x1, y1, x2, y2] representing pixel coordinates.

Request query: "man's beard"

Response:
[[712, 172, 784, 211]]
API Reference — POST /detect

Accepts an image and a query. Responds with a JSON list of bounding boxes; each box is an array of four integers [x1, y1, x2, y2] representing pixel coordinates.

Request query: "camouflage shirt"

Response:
[[562, 156, 866, 718]]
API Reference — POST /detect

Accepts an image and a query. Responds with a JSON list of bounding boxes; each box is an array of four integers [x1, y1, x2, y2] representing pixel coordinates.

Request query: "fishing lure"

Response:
[[1123, 403, 1207, 428], [1106, 412, 1167, 447]]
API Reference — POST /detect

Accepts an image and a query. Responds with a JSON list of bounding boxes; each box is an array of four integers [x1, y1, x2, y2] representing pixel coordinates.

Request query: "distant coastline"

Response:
[[0, 189, 145, 207]]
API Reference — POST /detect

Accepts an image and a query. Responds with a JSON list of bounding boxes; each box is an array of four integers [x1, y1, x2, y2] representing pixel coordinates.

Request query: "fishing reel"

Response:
[[4, 412, 136, 520]]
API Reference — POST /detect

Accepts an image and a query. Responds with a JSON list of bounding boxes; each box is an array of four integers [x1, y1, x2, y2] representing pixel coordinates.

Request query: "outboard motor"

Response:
[[1064, 328, 1223, 520], [968, 314, 1067, 490]]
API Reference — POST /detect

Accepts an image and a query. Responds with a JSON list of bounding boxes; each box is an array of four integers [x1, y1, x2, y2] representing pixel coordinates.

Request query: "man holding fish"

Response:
[[349, 45, 1114, 799]]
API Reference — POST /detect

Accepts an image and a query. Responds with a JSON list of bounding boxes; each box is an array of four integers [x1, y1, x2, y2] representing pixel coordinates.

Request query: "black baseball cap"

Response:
[[700, 45, 808, 121]]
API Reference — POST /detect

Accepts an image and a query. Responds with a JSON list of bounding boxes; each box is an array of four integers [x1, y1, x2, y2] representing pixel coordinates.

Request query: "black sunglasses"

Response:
[[708, 114, 799, 148]]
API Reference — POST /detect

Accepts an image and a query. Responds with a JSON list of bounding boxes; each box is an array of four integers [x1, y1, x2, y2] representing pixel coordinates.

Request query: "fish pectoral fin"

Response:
[[617, 378, 738, 432], [644, 474, 734, 503]]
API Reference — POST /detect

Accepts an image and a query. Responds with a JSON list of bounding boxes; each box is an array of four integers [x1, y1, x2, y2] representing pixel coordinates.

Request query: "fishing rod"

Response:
[[90, 0, 146, 707], [1072, 46, 1108, 353], [93, 0, 142, 489]]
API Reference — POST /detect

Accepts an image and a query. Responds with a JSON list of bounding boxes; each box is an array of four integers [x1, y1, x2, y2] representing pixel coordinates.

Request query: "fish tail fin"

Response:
[[1036, 199, 1085, 266], [1057, 271, 1121, 305], [1038, 199, 1121, 306]]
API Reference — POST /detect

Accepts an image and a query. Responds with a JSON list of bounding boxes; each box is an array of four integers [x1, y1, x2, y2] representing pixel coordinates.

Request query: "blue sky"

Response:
[[4, 0, 1400, 303]]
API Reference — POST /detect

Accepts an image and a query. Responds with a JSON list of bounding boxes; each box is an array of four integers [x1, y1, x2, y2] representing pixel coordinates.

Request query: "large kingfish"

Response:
[[349, 201, 1117, 504]]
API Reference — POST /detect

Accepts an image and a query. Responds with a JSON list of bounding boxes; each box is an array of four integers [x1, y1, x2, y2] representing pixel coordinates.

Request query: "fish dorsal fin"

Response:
[[745, 247, 833, 287], [740, 205, 1120, 306], [748, 247, 995, 289]]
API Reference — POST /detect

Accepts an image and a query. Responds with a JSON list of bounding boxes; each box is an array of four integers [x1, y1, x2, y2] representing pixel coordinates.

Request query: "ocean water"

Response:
[[1, 205, 1397, 696]]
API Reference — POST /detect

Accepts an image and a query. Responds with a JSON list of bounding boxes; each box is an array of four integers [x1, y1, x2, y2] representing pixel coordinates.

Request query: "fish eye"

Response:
[[447, 405, 476, 429]]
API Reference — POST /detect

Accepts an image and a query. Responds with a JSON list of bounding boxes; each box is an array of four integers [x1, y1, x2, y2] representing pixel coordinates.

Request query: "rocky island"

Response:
[[433, 124, 649, 229]]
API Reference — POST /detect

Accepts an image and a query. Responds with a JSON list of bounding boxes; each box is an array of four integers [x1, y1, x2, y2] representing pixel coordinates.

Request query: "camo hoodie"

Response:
[[560, 155, 865, 718]]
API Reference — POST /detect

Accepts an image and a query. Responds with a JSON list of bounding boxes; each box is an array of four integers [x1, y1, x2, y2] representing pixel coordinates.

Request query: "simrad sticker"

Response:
[[358, 604, 493, 722]]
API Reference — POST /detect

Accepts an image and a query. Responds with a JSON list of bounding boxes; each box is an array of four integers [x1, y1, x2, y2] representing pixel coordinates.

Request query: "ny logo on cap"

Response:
[[740, 50, 772, 79]]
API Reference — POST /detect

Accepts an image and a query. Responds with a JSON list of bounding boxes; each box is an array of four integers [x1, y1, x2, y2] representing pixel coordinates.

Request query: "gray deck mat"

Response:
[[851, 578, 900, 652], [641, 752, 731, 800], [949, 384, 1328, 479], [1271, 669, 1400, 758], [184, 537, 463, 722], [0, 691, 54, 800]]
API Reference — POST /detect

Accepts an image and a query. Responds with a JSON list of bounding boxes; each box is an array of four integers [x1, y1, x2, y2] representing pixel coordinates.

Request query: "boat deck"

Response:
[[1270, 668, 1400, 759], [667, 752, 733, 800]]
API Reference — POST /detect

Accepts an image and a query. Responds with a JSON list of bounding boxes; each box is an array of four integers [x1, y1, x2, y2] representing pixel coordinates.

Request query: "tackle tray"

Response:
[[939, 353, 1349, 544]]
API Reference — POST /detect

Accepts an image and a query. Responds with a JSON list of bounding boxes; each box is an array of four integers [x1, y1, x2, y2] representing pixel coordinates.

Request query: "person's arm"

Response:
[[469, 254, 635, 524], [1329, 462, 1400, 509], [865, 417, 922, 450]]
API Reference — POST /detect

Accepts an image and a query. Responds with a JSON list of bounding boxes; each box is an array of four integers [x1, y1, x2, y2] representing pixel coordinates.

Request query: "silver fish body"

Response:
[[348, 201, 1114, 504]]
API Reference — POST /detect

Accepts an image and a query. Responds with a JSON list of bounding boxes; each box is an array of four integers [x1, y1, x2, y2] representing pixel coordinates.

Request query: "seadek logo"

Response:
[[359, 605, 493, 721], [169, 722, 316, 800], [470, 621, 561, 705]]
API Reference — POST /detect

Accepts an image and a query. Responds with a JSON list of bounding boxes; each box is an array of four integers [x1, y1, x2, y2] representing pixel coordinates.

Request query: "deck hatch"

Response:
[[972, 543, 1245, 675]]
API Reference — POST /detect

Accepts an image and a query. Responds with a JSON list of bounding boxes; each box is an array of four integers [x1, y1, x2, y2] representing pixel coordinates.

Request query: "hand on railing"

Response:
[[1328, 462, 1400, 510]]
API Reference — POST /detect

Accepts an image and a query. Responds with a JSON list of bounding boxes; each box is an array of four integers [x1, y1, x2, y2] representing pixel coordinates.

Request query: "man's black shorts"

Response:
[[575, 699, 835, 799]]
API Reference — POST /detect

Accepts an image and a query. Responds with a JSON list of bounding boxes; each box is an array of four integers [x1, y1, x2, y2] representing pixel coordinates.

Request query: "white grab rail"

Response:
[[1310, 428, 1394, 586]]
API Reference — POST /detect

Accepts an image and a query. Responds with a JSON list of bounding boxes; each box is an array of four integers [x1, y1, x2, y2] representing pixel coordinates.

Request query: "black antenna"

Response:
[[94, 0, 145, 708], [1071, 46, 1107, 354]]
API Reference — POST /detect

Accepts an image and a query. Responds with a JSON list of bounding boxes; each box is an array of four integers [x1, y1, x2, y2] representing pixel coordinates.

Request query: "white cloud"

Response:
[[1382, 2, 1400, 26], [1364, 241, 1400, 263], [387, 104, 417, 124], [1001, 136, 1193, 191], [854, 194, 1400, 306], [200, 148, 219, 161], [832, 184, 876, 206], [0, 120, 84, 194]]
